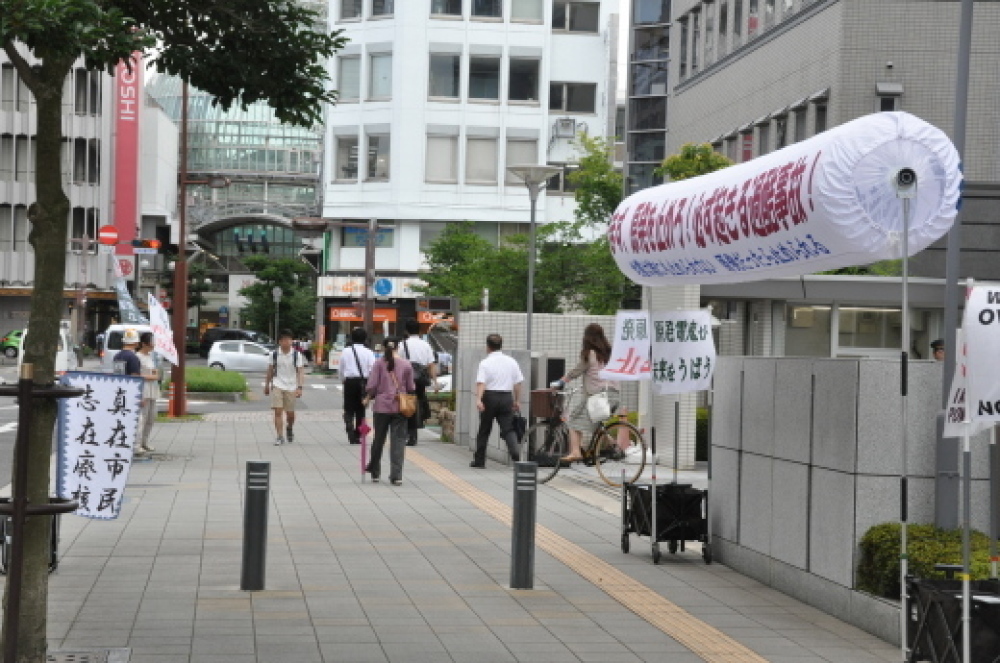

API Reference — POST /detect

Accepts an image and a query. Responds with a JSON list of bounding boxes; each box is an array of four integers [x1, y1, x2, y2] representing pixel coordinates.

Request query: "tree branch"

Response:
[[2, 38, 41, 90]]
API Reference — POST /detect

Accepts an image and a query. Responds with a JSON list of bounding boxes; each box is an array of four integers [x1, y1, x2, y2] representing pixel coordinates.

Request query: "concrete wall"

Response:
[[711, 355, 994, 643]]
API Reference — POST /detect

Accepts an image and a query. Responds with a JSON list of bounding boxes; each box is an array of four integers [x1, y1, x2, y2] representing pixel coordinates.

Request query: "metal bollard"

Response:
[[241, 461, 271, 591], [510, 461, 538, 589]]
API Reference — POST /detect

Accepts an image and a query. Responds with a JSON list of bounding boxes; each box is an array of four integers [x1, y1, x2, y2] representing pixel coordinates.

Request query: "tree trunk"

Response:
[[1, 52, 74, 663]]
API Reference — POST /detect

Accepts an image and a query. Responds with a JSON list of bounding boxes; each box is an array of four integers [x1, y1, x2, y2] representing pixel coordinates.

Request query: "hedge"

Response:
[[185, 367, 247, 393], [857, 522, 994, 599]]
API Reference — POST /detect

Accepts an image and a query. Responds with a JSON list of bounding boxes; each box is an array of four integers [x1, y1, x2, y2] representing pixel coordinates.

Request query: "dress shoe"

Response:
[[469, 461, 485, 468]]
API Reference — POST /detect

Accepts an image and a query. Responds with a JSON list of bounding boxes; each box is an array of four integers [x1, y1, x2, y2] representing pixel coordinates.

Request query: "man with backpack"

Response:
[[264, 329, 305, 446], [401, 318, 438, 446]]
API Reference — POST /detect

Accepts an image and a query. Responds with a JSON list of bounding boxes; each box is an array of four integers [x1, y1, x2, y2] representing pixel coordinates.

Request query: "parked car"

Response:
[[199, 328, 270, 357], [1, 329, 23, 358], [207, 341, 273, 372], [100, 324, 155, 372], [18, 322, 75, 374]]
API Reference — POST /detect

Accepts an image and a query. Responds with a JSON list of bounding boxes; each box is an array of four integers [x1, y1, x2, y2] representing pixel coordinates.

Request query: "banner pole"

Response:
[[646, 285, 655, 478], [899, 196, 912, 663]]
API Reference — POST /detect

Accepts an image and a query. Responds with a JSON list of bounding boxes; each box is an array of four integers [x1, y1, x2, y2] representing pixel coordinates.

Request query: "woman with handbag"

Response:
[[556, 323, 618, 462], [364, 337, 416, 485]]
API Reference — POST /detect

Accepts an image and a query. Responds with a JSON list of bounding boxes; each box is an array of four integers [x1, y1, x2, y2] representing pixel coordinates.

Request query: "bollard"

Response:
[[510, 461, 538, 589], [241, 460, 271, 591]]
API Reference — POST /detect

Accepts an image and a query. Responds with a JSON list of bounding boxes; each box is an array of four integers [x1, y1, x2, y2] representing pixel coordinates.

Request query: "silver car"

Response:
[[207, 341, 272, 372]]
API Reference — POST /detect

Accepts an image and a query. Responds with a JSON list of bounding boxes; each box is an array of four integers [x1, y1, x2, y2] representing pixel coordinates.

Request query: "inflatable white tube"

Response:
[[609, 112, 962, 285]]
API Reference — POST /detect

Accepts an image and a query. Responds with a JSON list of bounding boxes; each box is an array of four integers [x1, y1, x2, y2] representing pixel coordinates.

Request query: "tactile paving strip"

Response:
[[408, 451, 769, 663]]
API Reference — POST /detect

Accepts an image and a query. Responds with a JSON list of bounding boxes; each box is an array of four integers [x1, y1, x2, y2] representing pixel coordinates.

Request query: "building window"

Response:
[[0, 205, 11, 251], [338, 57, 360, 101], [369, 53, 392, 99], [13, 205, 28, 252], [426, 135, 459, 183], [814, 103, 827, 133], [878, 95, 899, 112], [634, 0, 670, 24], [764, 0, 775, 28], [691, 11, 701, 74], [431, 0, 462, 15], [733, 0, 743, 47], [366, 135, 390, 180], [0, 135, 12, 181], [634, 26, 670, 61], [505, 139, 538, 184], [552, 2, 600, 32], [429, 54, 461, 99], [71, 137, 98, 184], [549, 82, 596, 113], [726, 136, 738, 161], [774, 114, 787, 149], [472, 0, 502, 18], [508, 59, 540, 102], [747, 0, 759, 38], [740, 131, 753, 162], [632, 63, 668, 96], [73, 69, 102, 116], [341, 0, 362, 20], [545, 163, 580, 195], [511, 0, 543, 21], [465, 137, 498, 184], [335, 136, 359, 181], [631, 97, 666, 130], [372, 0, 394, 16], [71, 207, 100, 246], [718, 0, 729, 58], [0, 64, 15, 112], [704, 2, 716, 67], [757, 123, 770, 156], [628, 132, 665, 162], [793, 107, 807, 142], [679, 19, 688, 79], [469, 57, 501, 100]]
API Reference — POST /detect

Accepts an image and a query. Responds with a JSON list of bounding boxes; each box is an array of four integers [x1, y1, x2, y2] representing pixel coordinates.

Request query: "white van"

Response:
[[17, 320, 76, 376], [100, 324, 154, 372]]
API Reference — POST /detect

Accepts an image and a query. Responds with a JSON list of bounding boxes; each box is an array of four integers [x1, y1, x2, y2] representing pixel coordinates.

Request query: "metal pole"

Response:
[[526, 187, 538, 354], [900, 197, 911, 662], [241, 460, 271, 591], [510, 461, 538, 589], [673, 399, 680, 484], [990, 432, 998, 579], [364, 218, 376, 337], [170, 80, 190, 417], [938, 0, 974, 529], [961, 430, 972, 663]]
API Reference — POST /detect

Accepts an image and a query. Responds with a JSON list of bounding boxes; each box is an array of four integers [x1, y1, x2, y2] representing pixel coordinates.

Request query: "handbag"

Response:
[[391, 372, 417, 418], [403, 341, 432, 387], [586, 392, 611, 421], [512, 414, 527, 441]]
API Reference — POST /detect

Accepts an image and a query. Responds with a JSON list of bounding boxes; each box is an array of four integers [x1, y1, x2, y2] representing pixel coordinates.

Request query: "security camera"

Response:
[[892, 167, 918, 198]]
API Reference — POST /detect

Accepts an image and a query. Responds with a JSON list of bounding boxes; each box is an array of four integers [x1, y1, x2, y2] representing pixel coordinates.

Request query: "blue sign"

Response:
[[374, 278, 393, 296]]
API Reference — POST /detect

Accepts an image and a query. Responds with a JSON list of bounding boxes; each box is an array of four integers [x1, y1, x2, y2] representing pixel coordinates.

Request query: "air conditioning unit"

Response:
[[554, 118, 577, 138]]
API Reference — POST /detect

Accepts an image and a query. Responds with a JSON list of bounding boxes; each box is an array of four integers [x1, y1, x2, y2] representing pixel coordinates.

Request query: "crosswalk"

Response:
[[0, 422, 17, 434]]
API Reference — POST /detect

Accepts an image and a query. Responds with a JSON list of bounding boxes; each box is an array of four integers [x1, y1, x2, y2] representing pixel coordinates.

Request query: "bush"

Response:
[[185, 367, 247, 393], [696, 407, 708, 461], [857, 522, 994, 599]]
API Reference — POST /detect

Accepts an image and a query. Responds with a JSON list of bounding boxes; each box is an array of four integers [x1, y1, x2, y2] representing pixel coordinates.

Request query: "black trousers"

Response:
[[406, 379, 430, 443], [474, 391, 519, 465], [343, 377, 367, 444]]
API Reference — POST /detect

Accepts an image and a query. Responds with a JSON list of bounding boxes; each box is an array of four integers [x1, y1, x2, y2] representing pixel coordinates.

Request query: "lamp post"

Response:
[[506, 164, 560, 353], [272, 286, 283, 339]]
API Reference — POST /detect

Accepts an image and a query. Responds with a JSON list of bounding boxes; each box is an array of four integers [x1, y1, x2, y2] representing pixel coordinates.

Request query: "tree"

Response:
[[2, 2, 345, 658], [239, 257, 316, 338], [655, 143, 735, 181]]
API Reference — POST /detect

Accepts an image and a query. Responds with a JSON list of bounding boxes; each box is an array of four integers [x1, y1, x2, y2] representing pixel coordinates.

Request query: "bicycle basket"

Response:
[[530, 389, 561, 418]]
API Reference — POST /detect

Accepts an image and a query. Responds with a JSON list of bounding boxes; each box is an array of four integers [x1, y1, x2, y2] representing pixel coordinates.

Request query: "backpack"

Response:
[[272, 349, 301, 368]]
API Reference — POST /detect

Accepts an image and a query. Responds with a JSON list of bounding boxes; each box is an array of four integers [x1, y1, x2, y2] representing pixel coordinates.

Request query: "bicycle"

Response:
[[523, 387, 647, 487]]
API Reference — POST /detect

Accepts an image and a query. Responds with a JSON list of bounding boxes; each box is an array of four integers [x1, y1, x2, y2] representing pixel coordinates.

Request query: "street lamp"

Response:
[[506, 164, 560, 353], [272, 286, 283, 339]]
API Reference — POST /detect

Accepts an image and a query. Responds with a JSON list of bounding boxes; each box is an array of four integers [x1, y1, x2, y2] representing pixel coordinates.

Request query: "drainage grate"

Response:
[[48, 649, 129, 663]]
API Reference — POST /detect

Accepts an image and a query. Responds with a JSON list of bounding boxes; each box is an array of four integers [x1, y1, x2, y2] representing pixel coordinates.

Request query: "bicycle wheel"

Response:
[[593, 421, 646, 487], [524, 421, 567, 484]]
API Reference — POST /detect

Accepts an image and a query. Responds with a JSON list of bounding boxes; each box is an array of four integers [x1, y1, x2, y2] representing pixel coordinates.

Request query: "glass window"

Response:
[[775, 115, 787, 149], [431, 0, 462, 15], [429, 54, 461, 98], [634, 26, 669, 61], [878, 95, 899, 112], [764, 0, 775, 27], [837, 307, 902, 352], [0, 205, 11, 252], [814, 103, 827, 133], [718, 1, 729, 57], [426, 135, 458, 183], [757, 123, 770, 155], [748, 0, 759, 38], [553, 2, 600, 32], [338, 57, 360, 101], [549, 82, 596, 113], [726, 136, 738, 161], [367, 135, 390, 180], [625, 163, 662, 194], [372, 0, 394, 16], [335, 136, 359, 181], [704, 3, 715, 66], [465, 137, 498, 184], [691, 11, 701, 74], [12, 205, 28, 252], [679, 20, 688, 78], [628, 132, 665, 162], [785, 305, 831, 357], [341, 0, 362, 19], [1, 64, 15, 112], [632, 63, 669, 96], [505, 139, 537, 184], [634, 0, 670, 24], [472, 0, 502, 18], [793, 108, 807, 142], [733, 0, 743, 46], [630, 97, 666, 130], [508, 59, 540, 102], [420, 221, 448, 251], [369, 53, 392, 99], [0, 136, 12, 182], [511, 0, 543, 21], [469, 57, 501, 100]]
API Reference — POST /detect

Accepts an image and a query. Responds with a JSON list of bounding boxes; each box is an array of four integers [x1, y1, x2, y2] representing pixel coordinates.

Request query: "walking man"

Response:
[[264, 329, 305, 446], [401, 318, 438, 446], [339, 327, 375, 445], [471, 334, 523, 468]]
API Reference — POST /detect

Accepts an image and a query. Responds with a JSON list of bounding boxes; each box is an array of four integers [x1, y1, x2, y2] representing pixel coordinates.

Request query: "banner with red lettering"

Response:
[[113, 54, 143, 257], [609, 112, 961, 285], [599, 311, 651, 381]]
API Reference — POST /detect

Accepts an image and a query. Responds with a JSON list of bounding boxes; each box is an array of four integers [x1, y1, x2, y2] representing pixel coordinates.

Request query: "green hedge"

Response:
[[857, 522, 994, 599], [185, 367, 247, 393]]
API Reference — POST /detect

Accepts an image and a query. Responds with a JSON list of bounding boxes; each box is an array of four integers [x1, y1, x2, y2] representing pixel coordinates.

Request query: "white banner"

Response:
[[599, 311, 651, 381], [650, 310, 716, 395], [963, 285, 1000, 423], [943, 329, 991, 437], [57, 372, 143, 519], [609, 112, 961, 285], [148, 293, 178, 366]]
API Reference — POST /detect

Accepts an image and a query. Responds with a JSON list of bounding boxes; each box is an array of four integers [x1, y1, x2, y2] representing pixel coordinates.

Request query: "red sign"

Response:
[[97, 225, 119, 246], [118, 259, 133, 277], [112, 54, 143, 257], [328, 307, 397, 322]]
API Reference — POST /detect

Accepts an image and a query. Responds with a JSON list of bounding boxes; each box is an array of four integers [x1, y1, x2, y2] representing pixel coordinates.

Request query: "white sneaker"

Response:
[[275, 437, 284, 446]]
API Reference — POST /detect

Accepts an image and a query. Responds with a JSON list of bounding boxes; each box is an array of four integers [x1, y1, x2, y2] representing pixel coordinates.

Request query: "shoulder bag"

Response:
[[390, 371, 418, 418], [403, 340, 432, 387]]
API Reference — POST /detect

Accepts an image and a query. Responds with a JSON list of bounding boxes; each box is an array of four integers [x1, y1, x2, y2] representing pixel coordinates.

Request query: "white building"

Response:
[[320, 0, 620, 338]]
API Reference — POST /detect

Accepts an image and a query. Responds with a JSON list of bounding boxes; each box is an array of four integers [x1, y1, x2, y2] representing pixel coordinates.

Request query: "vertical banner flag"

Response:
[[148, 293, 179, 365], [599, 311, 651, 381], [964, 284, 1000, 423], [650, 310, 716, 395], [57, 372, 143, 519], [113, 53, 143, 258]]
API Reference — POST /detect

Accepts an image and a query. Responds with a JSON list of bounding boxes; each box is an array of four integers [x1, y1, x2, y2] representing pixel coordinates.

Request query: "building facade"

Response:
[[320, 0, 619, 342]]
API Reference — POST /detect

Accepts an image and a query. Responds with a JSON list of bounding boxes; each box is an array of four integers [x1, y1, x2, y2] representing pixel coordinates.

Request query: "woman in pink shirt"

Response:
[[365, 338, 415, 485]]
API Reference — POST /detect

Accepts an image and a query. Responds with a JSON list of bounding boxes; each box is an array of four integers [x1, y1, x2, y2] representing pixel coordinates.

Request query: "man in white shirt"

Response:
[[264, 329, 305, 446], [339, 327, 376, 445], [471, 334, 523, 468], [401, 318, 438, 446]]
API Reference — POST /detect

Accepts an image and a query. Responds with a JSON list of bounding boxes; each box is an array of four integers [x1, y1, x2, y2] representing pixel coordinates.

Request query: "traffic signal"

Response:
[[131, 238, 162, 250]]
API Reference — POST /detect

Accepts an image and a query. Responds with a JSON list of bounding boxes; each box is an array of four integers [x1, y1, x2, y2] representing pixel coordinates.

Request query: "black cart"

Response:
[[907, 577, 1000, 663], [621, 481, 711, 564]]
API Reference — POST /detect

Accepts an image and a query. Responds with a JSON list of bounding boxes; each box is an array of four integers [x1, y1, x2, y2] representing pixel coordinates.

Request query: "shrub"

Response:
[[696, 407, 708, 461], [185, 367, 247, 393], [857, 522, 994, 599]]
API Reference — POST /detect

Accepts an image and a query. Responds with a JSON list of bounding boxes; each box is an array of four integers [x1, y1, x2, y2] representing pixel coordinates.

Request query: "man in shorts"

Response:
[[264, 329, 305, 446]]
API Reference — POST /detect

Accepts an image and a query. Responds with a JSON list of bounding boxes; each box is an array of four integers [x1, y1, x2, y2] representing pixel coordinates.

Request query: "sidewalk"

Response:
[[10, 412, 898, 662]]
